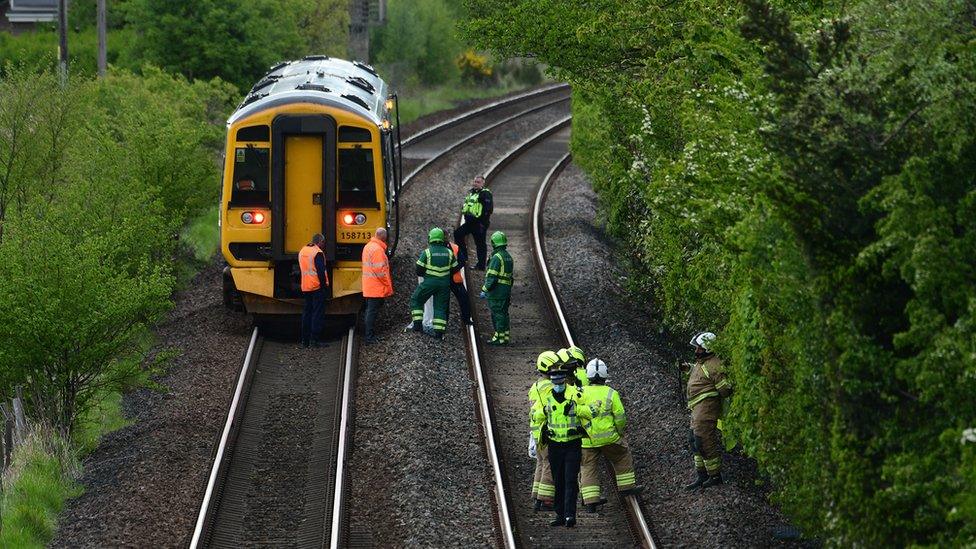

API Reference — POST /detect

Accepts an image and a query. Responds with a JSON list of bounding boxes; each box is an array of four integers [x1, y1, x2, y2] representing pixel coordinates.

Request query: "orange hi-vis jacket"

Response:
[[299, 244, 328, 292], [449, 242, 463, 284], [361, 236, 393, 298]]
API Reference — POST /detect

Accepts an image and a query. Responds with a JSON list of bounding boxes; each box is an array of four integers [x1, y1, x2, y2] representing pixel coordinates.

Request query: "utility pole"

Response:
[[97, 0, 107, 77], [57, 0, 69, 83]]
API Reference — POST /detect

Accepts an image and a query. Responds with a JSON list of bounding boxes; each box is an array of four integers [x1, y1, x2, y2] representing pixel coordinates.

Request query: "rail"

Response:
[[531, 153, 657, 549]]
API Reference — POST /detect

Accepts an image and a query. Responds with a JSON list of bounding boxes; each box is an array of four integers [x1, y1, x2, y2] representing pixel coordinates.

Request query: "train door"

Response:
[[270, 114, 337, 299]]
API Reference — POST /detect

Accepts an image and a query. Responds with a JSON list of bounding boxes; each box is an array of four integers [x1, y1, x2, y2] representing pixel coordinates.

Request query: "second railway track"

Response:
[[463, 118, 657, 547]]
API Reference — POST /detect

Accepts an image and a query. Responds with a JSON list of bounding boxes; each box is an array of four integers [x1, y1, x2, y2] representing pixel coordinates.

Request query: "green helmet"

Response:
[[490, 231, 507, 247], [536, 350, 561, 373], [428, 227, 446, 244]]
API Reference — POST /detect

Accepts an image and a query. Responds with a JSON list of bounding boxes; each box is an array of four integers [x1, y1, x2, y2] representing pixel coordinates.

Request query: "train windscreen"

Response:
[[231, 146, 270, 206], [338, 148, 378, 208]]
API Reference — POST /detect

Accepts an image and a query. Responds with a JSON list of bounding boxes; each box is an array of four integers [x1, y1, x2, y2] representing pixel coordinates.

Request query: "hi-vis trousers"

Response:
[[532, 443, 555, 501], [580, 437, 636, 504]]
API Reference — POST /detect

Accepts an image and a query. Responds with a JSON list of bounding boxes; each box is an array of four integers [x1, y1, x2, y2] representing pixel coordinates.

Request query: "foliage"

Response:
[[456, 49, 493, 84], [0, 27, 137, 77], [372, 0, 461, 87], [465, 0, 976, 544], [0, 427, 81, 548], [0, 67, 233, 433], [122, 0, 349, 90]]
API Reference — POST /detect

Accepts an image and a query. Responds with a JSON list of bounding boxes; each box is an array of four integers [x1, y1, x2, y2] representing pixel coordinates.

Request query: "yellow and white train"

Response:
[[220, 56, 400, 317]]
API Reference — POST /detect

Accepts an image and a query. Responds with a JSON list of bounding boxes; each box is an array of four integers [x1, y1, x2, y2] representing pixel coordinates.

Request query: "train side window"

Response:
[[338, 148, 378, 208], [231, 146, 270, 206]]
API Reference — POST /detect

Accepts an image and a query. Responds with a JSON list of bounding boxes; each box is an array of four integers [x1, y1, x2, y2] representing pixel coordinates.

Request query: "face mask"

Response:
[[553, 383, 566, 394]]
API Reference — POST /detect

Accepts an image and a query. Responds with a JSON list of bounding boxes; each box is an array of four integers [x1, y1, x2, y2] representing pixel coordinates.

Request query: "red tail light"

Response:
[[241, 211, 267, 224], [341, 212, 367, 225]]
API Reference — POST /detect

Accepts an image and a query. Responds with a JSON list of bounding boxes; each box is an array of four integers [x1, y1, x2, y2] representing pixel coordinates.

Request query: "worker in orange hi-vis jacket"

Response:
[[361, 227, 393, 344]]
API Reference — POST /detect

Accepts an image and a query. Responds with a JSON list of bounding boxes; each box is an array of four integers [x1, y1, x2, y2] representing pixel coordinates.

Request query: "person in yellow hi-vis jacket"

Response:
[[528, 351, 560, 511], [531, 369, 584, 528], [683, 331, 732, 490], [577, 358, 644, 512]]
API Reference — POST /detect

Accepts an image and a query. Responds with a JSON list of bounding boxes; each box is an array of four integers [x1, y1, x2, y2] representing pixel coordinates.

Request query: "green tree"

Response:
[[0, 67, 233, 434], [123, 0, 307, 90], [373, 0, 460, 86]]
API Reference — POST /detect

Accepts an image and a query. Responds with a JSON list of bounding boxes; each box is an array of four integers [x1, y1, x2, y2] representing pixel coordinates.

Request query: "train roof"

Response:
[[228, 57, 390, 127]]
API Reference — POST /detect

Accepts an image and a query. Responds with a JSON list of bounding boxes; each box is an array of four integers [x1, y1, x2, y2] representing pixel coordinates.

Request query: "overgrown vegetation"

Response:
[[465, 0, 976, 544], [0, 428, 81, 548]]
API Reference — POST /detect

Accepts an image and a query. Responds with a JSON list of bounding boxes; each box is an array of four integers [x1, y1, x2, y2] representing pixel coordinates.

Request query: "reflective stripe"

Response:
[[694, 454, 704, 468], [701, 364, 711, 378], [363, 272, 388, 278], [715, 378, 731, 389], [688, 390, 719, 409], [362, 260, 387, 268]]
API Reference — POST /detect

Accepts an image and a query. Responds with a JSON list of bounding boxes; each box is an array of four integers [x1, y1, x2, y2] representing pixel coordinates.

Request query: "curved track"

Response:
[[463, 118, 658, 547], [192, 85, 574, 548]]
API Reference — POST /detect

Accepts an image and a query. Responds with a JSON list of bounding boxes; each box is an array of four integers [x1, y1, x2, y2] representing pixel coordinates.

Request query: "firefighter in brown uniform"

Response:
[[684, 331, 732, 489]]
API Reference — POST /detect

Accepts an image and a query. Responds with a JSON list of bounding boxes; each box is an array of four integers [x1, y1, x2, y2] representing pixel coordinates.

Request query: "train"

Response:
[[220, 56, 401, 317]]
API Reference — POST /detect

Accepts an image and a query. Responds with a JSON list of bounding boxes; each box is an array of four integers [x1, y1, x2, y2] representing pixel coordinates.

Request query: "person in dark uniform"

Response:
[[453, 175, 493, 270]]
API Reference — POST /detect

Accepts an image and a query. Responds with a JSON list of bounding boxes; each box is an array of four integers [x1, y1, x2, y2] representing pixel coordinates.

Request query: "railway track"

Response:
[[190, 326, 357, 548], [463, 117, 658, 547], [191, 85, 574, 548]]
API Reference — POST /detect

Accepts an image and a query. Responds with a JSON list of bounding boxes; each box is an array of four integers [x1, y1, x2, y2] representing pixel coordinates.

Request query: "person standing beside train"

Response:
[[299, 233, 329, 348], [453, 175, 493, 270], [361, 227, 393, 344], [410, 227, 460, 340]]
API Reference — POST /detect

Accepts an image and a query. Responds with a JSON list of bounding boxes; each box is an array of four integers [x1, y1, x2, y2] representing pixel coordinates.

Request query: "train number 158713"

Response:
[[339, 230, 372, 241]]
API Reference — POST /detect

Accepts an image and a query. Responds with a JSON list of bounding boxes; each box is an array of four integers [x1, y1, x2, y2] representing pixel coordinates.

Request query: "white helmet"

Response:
[[689, 331, 716, 351], [585, 358, 609, 380]]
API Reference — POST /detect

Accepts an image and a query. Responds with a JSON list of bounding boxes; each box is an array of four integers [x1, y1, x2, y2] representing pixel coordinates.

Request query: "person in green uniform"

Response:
[[410, 228, 460, 340], [478, 230, 513, 345]]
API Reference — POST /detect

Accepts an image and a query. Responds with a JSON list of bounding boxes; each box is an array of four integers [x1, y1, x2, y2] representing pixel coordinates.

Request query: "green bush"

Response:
[[465, 0, 976, 544], [0, 67, 234, 433]]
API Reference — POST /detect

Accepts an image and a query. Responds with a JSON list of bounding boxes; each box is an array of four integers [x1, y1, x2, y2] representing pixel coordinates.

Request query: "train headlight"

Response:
[[342, 213, 355, 225], [385, 98, 394, 111], [240, 211, 267, 224], [354, 213, 367, 225]]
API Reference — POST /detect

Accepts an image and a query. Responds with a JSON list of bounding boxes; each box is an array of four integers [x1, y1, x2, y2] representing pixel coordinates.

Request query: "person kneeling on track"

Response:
[[409, 228, 460, 340], [577, 358, 644, 512], [529, 351, 561, 511]]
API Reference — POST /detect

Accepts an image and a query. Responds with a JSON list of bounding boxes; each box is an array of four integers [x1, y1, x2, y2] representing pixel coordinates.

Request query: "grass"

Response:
[[397, 82, 530, 125], [0, 430, 82, 548], [181, 206, 220, 263]]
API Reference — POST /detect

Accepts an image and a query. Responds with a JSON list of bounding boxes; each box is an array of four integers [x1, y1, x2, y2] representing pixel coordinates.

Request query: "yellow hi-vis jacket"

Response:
[[577, 384, 627, 448], [531, 386, 584, 443], [528, 378, 553, 443]]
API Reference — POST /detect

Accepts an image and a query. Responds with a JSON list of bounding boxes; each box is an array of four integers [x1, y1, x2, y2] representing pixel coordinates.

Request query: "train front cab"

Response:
[[221, 103, 392, 317]]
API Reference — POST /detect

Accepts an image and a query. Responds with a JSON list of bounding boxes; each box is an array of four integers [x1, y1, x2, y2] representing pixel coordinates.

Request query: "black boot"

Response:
[[701, 474, 723, 488], [411, 320, 423, 332], [534, 500, 542, 512], [565, 517, 576, 528], [585, 503, 598, 513], [684, 470, 708, 491], [549, 516, 564, 527]]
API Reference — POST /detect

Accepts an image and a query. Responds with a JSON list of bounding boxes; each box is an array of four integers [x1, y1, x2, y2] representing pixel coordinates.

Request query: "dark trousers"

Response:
[[453, 218, 487, 268], [302, 289, 325, 344], [548, 438, 582, 520], [449, 280, 472, 322], [363, 297, 384, 338]]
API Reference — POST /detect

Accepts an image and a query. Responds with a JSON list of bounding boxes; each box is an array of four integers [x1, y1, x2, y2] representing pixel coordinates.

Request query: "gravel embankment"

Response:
[[542, 164, 806, 547], [52, 258, 252, 547], [347, 104, 569, 547]]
